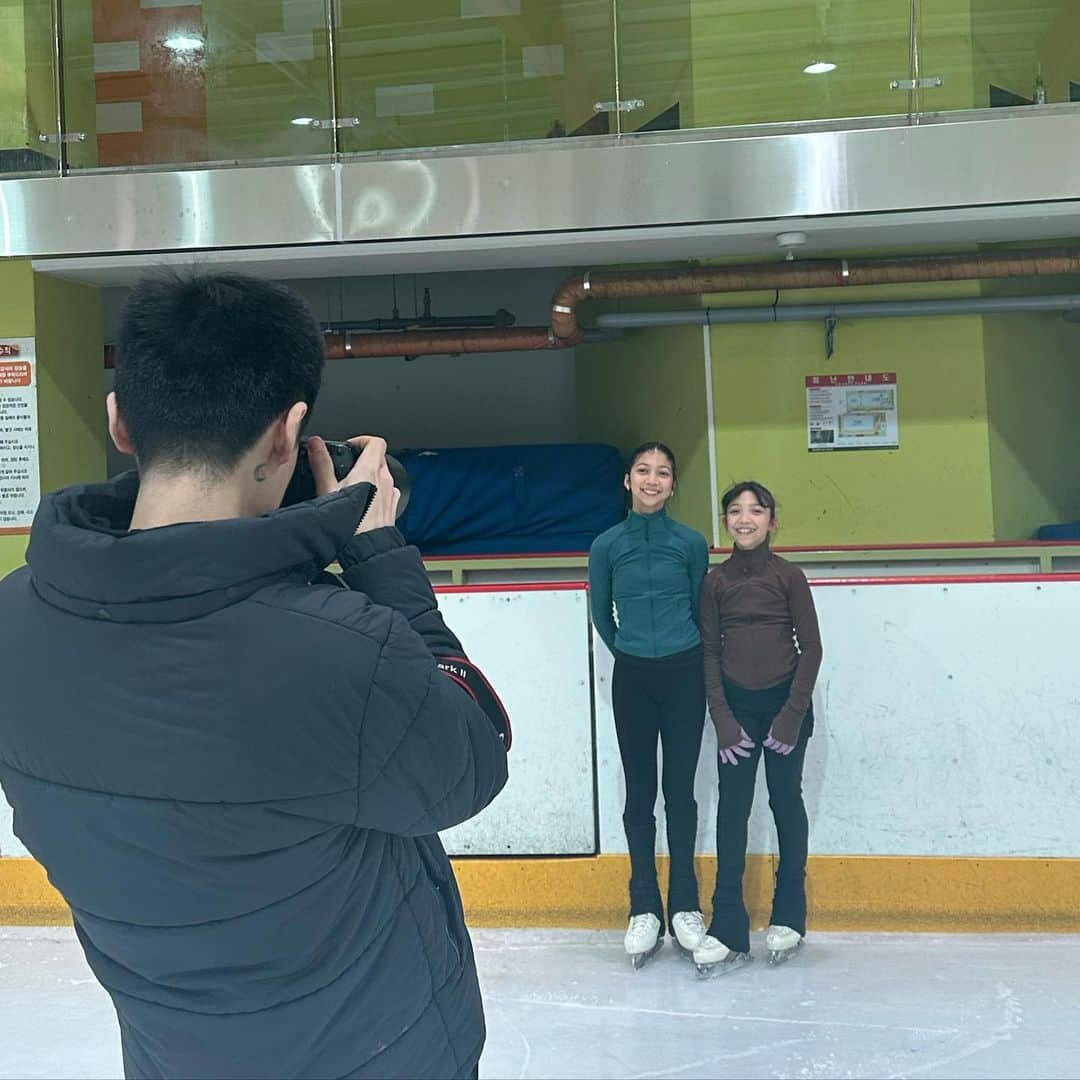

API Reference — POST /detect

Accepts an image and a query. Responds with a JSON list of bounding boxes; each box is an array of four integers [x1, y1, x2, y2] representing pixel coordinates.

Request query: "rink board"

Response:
[[3, 577, 1079, 864], [595, 575, 1080, 859], [0, 585, 597, 860], [435, 586, 596, 855]]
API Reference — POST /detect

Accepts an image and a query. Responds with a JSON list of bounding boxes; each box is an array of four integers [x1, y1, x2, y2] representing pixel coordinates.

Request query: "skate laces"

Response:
[[673, 911, 704, 932], [626, 914, 658, 943], [766, 925, 801, 946]]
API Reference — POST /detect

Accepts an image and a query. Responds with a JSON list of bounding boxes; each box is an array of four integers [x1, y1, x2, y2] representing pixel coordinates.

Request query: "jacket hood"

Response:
[[25, 471, 373, 623]]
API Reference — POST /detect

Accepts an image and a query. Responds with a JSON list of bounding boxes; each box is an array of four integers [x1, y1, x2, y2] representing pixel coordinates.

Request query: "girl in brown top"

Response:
[[694, 481, 823, 976]]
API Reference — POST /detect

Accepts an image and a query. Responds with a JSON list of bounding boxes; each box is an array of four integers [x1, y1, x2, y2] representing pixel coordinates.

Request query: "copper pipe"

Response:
[[103, 247, 1080, 367], [549, 247, 1080, 340], [324, 326, 565, 358], [104, 327, 568, 369]]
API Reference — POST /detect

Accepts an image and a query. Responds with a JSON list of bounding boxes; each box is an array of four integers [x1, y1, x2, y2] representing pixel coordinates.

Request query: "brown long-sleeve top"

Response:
[[698, 542, 823, 748]]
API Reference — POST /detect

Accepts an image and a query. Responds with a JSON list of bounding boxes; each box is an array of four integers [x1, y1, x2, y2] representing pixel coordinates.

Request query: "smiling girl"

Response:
[[695, 481, 823, 976], [588, 443, 710, 969]]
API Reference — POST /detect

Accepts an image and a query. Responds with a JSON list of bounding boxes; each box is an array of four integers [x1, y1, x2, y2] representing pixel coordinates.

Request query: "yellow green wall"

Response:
[[576, 325, 712, 540], [983, 310, 1080, 539], [0, 259, 105, 577], [707, 309, 994, 546], [33, 274, 106, 495], [575, 274, 1080, 545]]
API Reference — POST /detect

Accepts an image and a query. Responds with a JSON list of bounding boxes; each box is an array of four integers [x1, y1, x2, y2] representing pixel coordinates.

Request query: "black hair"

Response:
[[113, 271, 325, 474], [626, 441, 678, 486], [721, 480, 777, 520]]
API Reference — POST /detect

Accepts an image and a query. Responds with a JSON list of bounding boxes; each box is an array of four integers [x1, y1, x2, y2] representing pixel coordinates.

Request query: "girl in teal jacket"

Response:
[[588, 442, 710, 968]]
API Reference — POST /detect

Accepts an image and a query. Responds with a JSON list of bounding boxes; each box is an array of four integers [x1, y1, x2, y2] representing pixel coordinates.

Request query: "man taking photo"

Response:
[[0, 272, 509, 1079]]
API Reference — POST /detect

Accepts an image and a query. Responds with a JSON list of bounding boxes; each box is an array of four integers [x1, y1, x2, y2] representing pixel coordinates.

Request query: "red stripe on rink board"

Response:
[[809, 573, 1080, 587], [435, 582, 587, 594], [436, 574, 1080, 594], [425, 539, 1080, 560], [769, 539, 1080, 553]]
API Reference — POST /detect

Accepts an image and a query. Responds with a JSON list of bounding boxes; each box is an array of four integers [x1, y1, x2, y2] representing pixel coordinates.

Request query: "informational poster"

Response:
[[0, 338, 40, 529], [806, 371, 899, 452]]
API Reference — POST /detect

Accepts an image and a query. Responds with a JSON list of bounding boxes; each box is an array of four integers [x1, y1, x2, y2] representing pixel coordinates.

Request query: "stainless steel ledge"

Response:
[[4, 111, 1080, 260]]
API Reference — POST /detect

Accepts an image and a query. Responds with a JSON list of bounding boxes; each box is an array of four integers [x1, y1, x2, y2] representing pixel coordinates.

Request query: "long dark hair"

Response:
[[626, 441, 678, 486], [721, 480, 777, 519]]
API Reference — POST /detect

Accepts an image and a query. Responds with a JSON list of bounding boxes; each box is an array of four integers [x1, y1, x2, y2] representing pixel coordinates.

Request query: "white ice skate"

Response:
[[670, 910, 707, 958], [766, 925, 804, 965], [691, 934, 751, 978], [624, 913, 663, 970]]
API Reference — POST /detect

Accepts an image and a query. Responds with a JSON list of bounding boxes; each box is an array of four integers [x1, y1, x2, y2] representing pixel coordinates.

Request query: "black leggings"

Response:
[[612, 646, 706, 928], [709, 679, 813, 953]]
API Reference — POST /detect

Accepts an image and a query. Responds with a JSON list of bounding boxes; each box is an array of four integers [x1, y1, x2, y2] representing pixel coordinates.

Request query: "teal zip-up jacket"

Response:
[[588, 508, 710, 659]]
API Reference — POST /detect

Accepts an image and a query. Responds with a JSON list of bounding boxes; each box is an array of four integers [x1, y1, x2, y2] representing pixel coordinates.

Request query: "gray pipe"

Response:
[[594, 293, 1080, 329]]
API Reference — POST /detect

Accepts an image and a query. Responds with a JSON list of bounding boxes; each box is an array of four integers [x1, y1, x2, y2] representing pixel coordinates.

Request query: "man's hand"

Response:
[[307, 435, 401, 534]]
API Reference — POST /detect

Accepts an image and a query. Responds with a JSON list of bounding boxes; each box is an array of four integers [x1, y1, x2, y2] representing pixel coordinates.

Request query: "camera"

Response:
[[282, 438, 410, 517]]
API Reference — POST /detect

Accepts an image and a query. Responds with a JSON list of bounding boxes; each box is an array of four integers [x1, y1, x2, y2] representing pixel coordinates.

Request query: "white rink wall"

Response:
[[3, 578, 1079, 861]]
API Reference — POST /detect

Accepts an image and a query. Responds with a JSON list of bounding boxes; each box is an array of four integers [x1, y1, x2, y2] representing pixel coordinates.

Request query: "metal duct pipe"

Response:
[[550, 247, 1080, 341], [594, 293, 1080, 329]]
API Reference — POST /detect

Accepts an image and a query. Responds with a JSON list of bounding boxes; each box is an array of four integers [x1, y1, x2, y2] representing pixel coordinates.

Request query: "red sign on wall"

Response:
[[0, 362, 32, 388]]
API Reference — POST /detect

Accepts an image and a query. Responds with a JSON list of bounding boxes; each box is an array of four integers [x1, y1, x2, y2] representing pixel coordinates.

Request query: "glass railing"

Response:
[[2, 0, 1078, 178], [619, 0, 914, 132], [334, 1, 617, 153], [1, 0, 59, 175]]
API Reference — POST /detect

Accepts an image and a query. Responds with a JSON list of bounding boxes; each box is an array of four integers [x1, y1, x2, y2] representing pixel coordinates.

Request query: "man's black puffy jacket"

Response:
[[0, 474, 509, 1079]]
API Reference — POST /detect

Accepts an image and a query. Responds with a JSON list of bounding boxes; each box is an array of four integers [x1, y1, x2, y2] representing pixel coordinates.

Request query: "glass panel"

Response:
[[61, 0, 335, 171], [928, 0, 1080, 113], [335, 1, 617, 155], [0, 0, 59, 176], [617, 0, 913, 133]]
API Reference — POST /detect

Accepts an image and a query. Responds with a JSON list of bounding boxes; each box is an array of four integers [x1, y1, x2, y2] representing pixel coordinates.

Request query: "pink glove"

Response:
[[718, 728, 755, 767], [763, 733, 795, 756]]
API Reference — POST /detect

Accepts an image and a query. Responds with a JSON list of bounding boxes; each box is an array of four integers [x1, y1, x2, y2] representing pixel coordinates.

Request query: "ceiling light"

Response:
[[163, 34, 204, 52], [804, 61, 837, 75]]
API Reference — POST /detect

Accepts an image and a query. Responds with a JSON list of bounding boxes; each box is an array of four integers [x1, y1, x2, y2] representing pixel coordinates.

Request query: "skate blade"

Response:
[[673, 940, 702, 963], [694, 952, 752, 979], [768, 939, 804, 966], [630, 938, 663, 970]]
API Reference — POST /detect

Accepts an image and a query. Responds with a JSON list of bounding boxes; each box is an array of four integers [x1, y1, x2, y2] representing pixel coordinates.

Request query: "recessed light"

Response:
[[163, 34, 204, 52], [804, 61, 837, 75]]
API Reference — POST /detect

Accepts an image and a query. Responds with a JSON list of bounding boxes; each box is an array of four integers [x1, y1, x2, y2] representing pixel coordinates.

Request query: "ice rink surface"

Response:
[[2, 927, 1078, 1079]]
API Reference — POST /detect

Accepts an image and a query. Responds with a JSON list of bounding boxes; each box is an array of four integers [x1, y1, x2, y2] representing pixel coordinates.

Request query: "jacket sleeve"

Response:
[[769, 565, 823, 746], [588, 534, 618, 653], [698, 569, 743, 749], [337, 528, 509, 835]]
